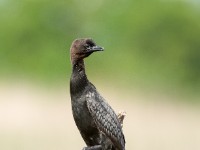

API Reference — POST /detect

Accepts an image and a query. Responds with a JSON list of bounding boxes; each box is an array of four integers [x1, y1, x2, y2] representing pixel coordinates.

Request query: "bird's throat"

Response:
[[70, 60, 89, 96]]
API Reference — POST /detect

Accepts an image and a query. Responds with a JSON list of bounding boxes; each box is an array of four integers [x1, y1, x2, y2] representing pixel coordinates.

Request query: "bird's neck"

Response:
[[70, 59, 89, 95], [72, 59, 85, 73]]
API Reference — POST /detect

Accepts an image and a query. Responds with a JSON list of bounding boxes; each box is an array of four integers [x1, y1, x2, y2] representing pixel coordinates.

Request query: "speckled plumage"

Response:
[[86, 90, 125, 150], [70, 38, 125, 150]]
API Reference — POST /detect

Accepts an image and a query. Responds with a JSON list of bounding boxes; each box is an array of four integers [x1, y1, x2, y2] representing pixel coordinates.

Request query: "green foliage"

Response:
[[0, 0, 200, 92]]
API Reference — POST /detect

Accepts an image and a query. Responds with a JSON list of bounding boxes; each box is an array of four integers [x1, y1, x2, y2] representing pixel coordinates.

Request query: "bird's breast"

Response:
[[71, 96, 95, 130]]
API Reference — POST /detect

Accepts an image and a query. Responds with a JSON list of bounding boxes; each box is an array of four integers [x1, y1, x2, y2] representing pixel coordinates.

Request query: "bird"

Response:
[[70, 38, 125, 150]]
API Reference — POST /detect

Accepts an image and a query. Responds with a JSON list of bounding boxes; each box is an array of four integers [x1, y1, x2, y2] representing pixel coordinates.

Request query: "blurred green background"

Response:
[[0, 0, 200, 150], [1, 0, 200, 95], [0, 0, 200, 100]]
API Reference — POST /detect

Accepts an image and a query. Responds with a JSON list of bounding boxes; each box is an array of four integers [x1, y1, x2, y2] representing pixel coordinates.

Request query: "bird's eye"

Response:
[[85, 44, 90, 50]]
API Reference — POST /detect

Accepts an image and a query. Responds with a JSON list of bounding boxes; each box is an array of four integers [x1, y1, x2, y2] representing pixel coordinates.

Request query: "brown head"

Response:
[[70, 38, 104, 65]]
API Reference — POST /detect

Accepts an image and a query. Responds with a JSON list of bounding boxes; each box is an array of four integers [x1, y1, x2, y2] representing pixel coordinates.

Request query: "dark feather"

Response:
[[86, 90, 125, 150]]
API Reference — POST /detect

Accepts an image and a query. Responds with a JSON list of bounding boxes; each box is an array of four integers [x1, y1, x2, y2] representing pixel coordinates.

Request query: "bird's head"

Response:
[[70, 38, 104, 64]]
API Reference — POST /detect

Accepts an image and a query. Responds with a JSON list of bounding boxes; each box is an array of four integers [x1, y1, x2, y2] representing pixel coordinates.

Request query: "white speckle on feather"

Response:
[[86, 92, 95, 98]]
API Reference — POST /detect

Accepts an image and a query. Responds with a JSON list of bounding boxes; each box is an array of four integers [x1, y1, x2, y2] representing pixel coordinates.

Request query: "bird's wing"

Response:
[[86, 92, 125, 150]]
